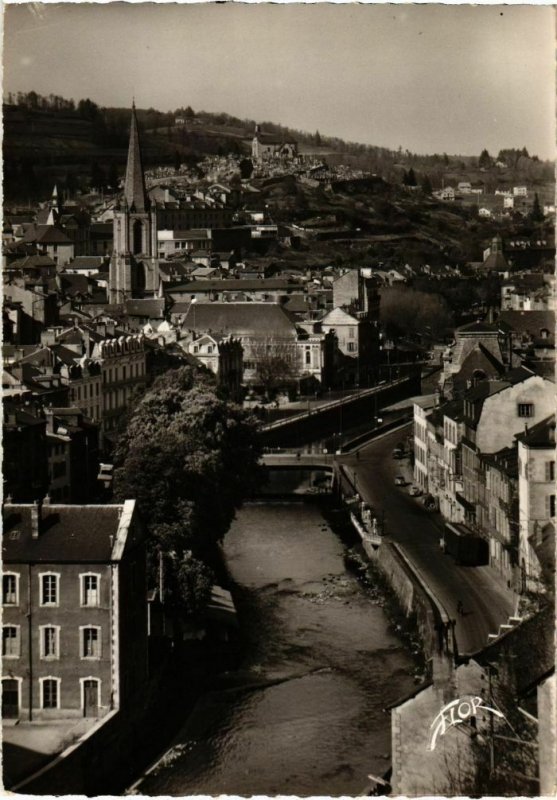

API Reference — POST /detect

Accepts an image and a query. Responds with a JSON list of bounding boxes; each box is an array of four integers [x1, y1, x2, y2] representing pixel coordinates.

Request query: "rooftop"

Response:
[[3, 503, 134, 563]]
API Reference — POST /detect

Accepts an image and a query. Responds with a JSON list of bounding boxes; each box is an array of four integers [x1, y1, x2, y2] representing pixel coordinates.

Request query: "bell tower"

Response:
[[109, 102, 158, 303]]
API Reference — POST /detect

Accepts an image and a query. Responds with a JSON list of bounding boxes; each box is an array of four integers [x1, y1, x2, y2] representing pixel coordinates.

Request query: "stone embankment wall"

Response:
[[362, 538, 451, 664], [12, 660, 181, 795]]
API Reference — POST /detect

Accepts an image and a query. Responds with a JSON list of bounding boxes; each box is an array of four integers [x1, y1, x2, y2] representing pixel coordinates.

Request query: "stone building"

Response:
[[2, 500, 148, 720], [109, 104, 159, 303], [516, 415, 556, 592], [251, 125, 298, 162]]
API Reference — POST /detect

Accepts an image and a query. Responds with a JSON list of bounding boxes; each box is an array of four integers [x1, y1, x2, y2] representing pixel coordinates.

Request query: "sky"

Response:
[[3, 2, 556, 159]]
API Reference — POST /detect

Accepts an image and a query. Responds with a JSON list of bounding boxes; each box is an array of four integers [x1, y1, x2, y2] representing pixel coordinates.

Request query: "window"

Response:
[[40, 574, 59, 606], [3, 573, 19, 605], [41, 678, 60, 709], [348, 327, 355, 339], [546, 461, 555, 482], [517, 403, 534, 418], [122, 366, 126, 381], [549, 495, 556, 519], [305, 350, 312, 366], [81, 574, 100, 607], [347, 342, 357, 353], [81, 627, 101, 659], [2, 626, 20, 658], [40, 626, 59, 659]]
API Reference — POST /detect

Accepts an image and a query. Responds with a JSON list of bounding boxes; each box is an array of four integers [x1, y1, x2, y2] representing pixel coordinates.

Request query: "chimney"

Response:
[[31, 499, 42, 539]]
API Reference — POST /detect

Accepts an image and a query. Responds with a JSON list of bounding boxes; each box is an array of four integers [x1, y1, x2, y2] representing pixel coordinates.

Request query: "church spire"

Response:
[[124, 102, 148, 213]]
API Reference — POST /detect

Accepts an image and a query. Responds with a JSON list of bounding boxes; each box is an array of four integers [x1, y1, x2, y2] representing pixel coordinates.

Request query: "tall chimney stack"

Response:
[[31, 499, 42, 539]]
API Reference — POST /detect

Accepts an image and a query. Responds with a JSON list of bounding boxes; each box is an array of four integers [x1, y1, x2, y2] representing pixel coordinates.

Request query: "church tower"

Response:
[[109, 103, 158, 303]]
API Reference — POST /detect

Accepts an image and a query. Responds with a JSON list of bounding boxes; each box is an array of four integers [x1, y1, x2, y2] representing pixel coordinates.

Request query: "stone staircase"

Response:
[[487, 614, 523, 642]]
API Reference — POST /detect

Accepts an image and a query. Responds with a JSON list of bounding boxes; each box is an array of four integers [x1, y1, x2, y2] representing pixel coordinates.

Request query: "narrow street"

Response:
[[339, 424, 517, 656]]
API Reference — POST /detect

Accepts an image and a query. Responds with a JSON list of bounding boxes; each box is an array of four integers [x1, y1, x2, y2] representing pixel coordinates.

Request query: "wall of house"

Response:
[[476, 378, 554, 453], [3, 561, 113, 720], [518, 439, 556, 585], [391, 661, 485, 796]]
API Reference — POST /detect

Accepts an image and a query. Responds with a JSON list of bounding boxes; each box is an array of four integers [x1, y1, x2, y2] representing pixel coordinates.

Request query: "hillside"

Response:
[[3, 96, 555, 203]]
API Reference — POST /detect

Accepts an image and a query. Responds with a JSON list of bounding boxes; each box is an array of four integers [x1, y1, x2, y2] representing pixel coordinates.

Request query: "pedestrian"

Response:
[[457, 599, 464, 616]]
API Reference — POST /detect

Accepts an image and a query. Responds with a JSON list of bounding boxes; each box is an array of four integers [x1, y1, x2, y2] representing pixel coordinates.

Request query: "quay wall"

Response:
[[362, 538, 451, 664], [11, 658, 185, 796]]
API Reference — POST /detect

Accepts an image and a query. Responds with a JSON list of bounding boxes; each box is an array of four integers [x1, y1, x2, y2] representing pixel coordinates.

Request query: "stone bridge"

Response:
[[261, 452, 335, 471]]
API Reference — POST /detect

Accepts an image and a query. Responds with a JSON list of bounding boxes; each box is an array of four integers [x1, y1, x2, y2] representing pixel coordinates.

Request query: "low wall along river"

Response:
[[139, 470, 419, 796]]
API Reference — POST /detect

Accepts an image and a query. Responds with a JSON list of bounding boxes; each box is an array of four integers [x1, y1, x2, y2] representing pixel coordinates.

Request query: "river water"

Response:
[[140, 480, 416, 797]]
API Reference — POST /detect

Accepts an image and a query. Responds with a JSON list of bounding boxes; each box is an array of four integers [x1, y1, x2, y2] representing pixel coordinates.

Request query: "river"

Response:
[[140, 476, 417, 797]]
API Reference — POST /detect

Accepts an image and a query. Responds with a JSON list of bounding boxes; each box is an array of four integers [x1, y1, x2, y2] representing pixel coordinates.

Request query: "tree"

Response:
[[479, 149, 492, 169], [90, 161, 106, 191], [239, 158, 253, 179], [108, 162, 119, 191], [251, 338, 299, 399], [380, 286, 453, 341], [314, 130, 322, 147], [184, 106, 195, 120], [113, 366, 262, 615], [421, 174, 433, 195], [530, 192, 544, 223]]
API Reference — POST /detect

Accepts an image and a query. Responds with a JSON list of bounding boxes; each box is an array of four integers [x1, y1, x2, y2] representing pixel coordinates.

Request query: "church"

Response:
[[109, 103, 159, 303]]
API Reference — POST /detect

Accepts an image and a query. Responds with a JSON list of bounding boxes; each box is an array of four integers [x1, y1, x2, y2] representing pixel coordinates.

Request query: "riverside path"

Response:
[[338, 424, 516, 656]]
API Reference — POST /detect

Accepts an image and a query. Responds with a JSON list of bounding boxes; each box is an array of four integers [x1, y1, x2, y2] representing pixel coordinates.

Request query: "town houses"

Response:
[[2, 88, 555, 799]]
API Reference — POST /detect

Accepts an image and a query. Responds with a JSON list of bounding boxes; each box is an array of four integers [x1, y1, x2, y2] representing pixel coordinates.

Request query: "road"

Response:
[[339, 424, 517, 656]]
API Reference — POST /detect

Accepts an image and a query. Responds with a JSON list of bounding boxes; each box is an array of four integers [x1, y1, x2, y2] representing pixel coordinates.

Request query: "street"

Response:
[[339, 424, 517, 656]]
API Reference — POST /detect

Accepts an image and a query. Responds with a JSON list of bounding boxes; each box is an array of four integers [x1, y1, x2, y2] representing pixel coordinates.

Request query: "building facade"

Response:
[[2, 500, 148, 721]]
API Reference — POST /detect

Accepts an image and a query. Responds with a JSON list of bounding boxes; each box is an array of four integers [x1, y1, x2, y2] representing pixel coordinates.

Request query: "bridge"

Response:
[[259, 372, 421, 449], [261, 452, 335, 471]]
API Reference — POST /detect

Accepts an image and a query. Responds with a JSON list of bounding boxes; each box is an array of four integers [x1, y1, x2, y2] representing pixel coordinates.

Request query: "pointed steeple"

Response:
[[124, 102, 148, 213]]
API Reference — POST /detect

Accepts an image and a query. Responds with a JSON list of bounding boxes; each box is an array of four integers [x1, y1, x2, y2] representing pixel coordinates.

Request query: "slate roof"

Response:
[[3, 505, 124, 563], [515, 414, 556, 448], [180, 302, 297, 338], [66, 256, 105, 270], [457, 320, 501, 335], [169, 278, 300, 293], [124, 104, 148, 213], [124, 298, 165, 318], [35, 226, 73, 245], [499, 310, 555, 339]]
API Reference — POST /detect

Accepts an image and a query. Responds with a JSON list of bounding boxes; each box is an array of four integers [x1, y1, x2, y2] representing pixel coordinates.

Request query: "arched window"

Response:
[[132, 220, 143, 255]]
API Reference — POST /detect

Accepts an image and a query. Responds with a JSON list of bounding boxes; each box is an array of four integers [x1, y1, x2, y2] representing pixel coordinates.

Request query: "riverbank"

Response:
[[137, 494, 418, 797]]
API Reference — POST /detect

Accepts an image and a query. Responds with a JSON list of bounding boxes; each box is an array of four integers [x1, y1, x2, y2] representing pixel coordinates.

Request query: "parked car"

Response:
[[394, 475, 406, 486], [409, 485, 422, 497], [392, 448, 404, 459]]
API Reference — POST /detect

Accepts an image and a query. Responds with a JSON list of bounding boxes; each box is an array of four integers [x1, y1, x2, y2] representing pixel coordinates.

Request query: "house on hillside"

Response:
[[251, 125, 298, 163]]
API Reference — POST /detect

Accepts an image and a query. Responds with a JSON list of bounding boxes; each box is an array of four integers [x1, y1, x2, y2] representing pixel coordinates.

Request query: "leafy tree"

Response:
[[239, 158, 254, 179], [90, 161, 106, 191], [421, 174, 433, 195], [479, 149, 492, 169], [314, 130, 322, 147], [113, 366, 262, 615], [251, 338, 299, 399], [530, 192, 543, 223], [380, 286, 453, 341], [108, 162, 119, 191], [184, 106, 195, 120]]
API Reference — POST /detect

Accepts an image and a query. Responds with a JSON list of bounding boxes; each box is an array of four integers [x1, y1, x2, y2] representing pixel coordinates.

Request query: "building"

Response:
[[45, 408, 100, 503], [251, 125, 298, 162], [186, 333, 243, 400], [97, 334, 147, 435], [3, 401, 49, 502], [516, 415, 556, 593], [109, 104, 159, 303], [2, 499, 148, 720]]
